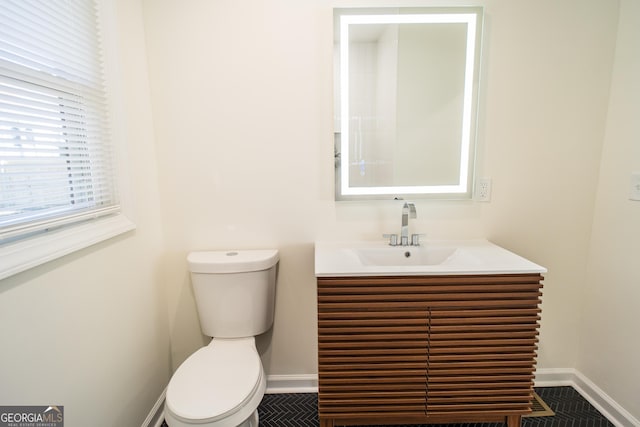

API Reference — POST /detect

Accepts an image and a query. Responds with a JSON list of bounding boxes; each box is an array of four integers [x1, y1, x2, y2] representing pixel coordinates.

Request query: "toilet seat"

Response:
[[165, 338, 263, 426]]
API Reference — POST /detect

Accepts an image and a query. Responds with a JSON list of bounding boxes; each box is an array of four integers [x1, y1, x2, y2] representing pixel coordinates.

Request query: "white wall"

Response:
[[479, 0, 619, 370], [0, 1, 170, 426], [2, 0, 636, 424], [142, 0, 619, 384], [2, 0, 637, 424], [580, 0, 640, 420]]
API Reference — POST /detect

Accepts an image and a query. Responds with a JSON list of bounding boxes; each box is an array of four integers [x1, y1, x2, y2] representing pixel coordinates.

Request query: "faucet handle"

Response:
[[383, 233, 398, 246], [411, 233, 426, 246]]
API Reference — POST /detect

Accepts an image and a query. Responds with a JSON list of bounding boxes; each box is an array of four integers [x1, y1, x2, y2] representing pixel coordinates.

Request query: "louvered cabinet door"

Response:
[[317, 277, 429, 419], [316, 274, 544, 427], [426, 274, 543, 419]]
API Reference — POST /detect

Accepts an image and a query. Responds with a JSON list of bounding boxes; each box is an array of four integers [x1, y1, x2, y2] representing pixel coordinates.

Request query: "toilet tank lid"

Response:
[[188, 249, 279, 273]]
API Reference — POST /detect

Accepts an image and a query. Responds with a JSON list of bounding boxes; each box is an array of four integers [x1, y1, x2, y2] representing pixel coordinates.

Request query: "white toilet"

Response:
[[164, 249, 279, 427]]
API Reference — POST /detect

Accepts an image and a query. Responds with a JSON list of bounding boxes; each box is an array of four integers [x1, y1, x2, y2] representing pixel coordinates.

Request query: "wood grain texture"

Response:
[[317, 274, 543, 426]]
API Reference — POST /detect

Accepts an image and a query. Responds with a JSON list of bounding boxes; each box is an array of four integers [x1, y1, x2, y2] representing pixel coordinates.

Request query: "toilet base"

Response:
[[166, 410, 257, 427], [237, 410, 258, 427]]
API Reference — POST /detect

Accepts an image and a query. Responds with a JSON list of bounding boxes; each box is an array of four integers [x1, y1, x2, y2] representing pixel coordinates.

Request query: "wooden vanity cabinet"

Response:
[[317, 274, 543, 427]]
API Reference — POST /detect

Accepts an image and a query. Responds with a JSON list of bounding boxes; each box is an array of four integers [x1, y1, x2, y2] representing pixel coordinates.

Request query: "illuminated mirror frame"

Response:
[[336, 8, 483, 200]]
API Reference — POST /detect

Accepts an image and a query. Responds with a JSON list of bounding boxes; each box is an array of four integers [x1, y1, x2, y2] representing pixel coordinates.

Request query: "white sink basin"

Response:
[[355, 246, 457, 266], [315, 239, 547, 277]]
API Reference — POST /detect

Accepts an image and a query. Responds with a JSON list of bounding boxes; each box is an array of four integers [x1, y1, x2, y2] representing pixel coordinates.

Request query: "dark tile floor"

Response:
[[163, 386, 615, 427]]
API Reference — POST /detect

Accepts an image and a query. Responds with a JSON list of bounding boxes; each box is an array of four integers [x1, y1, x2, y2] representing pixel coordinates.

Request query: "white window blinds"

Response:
[[0, 0, 119, 242]]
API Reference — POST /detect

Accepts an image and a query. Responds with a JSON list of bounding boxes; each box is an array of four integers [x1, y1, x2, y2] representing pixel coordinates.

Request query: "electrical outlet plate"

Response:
[[476, 178, 492, 202], [630, 172, 640, 201]]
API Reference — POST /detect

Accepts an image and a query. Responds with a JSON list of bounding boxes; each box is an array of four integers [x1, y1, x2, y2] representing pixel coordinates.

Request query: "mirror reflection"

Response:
[[334, 8, 483, 200]]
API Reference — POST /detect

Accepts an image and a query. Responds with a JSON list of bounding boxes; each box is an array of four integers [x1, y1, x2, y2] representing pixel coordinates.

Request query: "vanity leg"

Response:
[[506, 415, 522, 427], [319, 417, 335, 427]]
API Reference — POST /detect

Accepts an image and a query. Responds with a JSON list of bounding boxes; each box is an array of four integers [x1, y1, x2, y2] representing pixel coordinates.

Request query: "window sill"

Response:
[[0, 214, 136, 281]]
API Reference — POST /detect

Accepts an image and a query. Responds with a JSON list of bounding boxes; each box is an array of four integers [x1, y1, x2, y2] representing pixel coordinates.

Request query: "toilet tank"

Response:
[[187, 249, 279, 338]]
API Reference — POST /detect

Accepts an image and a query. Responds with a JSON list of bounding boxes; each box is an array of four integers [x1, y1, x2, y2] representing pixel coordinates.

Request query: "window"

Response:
[[0, 1, 135, 279]]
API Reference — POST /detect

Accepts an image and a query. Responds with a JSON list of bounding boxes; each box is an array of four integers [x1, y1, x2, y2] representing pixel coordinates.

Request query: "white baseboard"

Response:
[[535, 368, 640, 427], [146, 370, 638, 427], [141, 387, 166, 427], [265, 374, 318, 394], [267, 371, 640, 426]]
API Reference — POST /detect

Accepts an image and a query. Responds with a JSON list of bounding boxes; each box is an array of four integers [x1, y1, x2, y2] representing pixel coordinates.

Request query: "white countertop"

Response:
[[314, 239, 547, 277]]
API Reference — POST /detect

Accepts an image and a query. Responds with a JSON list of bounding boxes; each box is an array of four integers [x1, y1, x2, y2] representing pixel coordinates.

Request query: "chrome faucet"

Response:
[[400, 202, 417, 246], [383, 202, 423, 246]]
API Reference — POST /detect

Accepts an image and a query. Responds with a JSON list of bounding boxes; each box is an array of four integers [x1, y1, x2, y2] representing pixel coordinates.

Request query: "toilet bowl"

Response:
[[164, 338, 265, 427], [163, 249, 278, 427]]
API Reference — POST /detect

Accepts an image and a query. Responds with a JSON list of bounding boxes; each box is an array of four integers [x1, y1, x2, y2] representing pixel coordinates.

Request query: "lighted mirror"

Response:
[[334, 8, 483, 200]]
